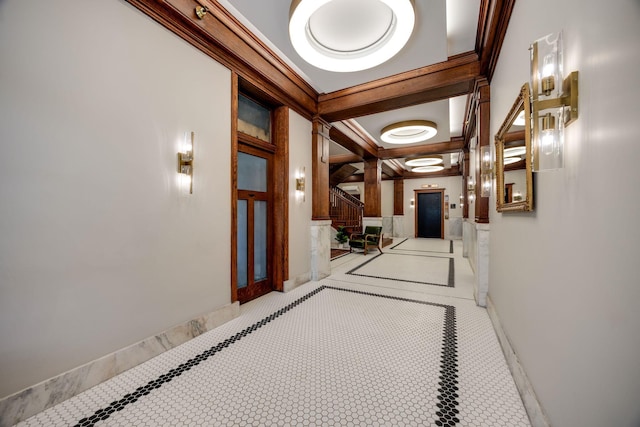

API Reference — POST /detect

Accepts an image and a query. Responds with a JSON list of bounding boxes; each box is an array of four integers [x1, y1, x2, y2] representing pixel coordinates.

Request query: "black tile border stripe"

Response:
[[72, 285, 458, 426], [388, 238, 408, 250], [73, 286, 325, 427], [346, 253, 455, 288], [389, 239, 455, 254], [323, 286, 459, 427]]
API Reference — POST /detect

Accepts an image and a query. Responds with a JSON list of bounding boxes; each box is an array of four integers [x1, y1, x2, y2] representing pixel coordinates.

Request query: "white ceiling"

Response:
[[218, 0, 480, 170]]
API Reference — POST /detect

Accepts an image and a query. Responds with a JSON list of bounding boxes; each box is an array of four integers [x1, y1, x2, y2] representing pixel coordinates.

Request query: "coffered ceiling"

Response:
[[216, 0, 484, 179]]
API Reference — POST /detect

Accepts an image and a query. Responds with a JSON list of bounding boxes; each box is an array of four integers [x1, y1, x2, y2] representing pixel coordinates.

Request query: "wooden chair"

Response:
[[349, 226, 383, 255]]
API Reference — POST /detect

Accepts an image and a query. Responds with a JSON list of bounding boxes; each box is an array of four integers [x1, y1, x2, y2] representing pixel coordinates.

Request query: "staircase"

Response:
[[329, 186, 363, 234]]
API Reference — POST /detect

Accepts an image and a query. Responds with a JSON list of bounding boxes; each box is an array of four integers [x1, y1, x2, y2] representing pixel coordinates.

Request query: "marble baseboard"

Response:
[[392, 216, 404, 238], [283, 271, 311, 292], [487, 297, 550, 427], [474, 223, 490, 307], [0, 302, 240, 427], [381, 216, 393, 236], [447, 217, 463, 240]]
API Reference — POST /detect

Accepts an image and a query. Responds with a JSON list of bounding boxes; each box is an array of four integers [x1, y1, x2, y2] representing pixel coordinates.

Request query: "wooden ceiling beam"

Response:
[[318, 52, 480, 122], [378, 137, 465, 160], [381, 161, 403, 179], [329, 154, 362, 164], [343, 164, 461, 182], [384, 159, 406, 178], [329, 120, 380, 160]]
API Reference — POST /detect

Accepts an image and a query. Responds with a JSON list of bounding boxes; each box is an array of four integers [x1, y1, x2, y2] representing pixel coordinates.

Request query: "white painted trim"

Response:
[[486, 296, 550, 427]]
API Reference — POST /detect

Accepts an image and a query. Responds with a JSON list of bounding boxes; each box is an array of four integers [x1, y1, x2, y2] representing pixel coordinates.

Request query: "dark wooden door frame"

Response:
[[235, 145, 274, 303], [231, 73, 288, 304], [414, 189, 445, 239]]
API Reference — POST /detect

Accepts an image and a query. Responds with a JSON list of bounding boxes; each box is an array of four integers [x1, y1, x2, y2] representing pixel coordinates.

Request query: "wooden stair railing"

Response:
[[330, 186, 364, 234]]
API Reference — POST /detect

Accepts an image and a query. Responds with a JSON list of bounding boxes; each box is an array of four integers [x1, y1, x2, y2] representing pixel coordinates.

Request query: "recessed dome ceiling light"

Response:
[[289, 0, 415, 72], [503, 157, 521, 165], [380, 120, 437, 144], [405, 155, 443, 167], [412, 165, 444, 173], [503, 146, 526, 157]]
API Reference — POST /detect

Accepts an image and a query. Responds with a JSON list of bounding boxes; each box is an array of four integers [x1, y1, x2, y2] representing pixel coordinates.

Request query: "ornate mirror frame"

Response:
[[495, 83, 533, 212]]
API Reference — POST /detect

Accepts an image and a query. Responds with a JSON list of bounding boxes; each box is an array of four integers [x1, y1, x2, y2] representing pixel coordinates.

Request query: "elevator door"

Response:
[[416, 191, 443, 239]]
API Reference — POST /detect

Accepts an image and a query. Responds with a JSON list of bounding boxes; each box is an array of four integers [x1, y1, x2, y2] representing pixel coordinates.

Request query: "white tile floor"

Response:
[[16, 238, 530, 427]]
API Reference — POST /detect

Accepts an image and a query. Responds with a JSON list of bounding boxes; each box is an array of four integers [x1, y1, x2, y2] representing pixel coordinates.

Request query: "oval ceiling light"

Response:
[[412, 165, 444, 173], [405, 155, 443, 167], [289, 0, 415, 72], [380, 120, 437, 144], [503, 157, 521, 165], [503, 146, 527, 157]]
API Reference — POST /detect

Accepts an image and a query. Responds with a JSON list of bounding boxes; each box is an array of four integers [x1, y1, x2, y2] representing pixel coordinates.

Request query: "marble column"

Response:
[[462, 219, 472, 258], [310, 219, 332, 281], [392, 215, 405, 238], [474, 223, 490, 307]]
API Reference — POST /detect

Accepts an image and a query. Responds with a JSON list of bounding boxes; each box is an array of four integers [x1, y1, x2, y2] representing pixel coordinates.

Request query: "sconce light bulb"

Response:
[[542, 53, 555, 78], [541, 113, 557, 155], [541, 53, 556, 96], [541, 130, 555, 156]]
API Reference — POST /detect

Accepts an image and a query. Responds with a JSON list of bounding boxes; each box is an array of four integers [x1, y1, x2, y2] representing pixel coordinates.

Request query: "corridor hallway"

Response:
[[17, 239, 530, 427]]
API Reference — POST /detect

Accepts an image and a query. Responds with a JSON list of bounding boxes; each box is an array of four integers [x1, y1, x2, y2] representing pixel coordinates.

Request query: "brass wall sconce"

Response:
[[480, 145, 493, 198], [530, 32, 579, 171], [467, 177, 476, 193], [178, 131, 194, 194], [296, 167, 305, 201]]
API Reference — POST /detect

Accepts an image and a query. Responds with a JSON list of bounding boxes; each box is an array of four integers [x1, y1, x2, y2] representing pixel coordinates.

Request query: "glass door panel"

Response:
[[237, 200, 248, 289], [254, 200, 267, 282], [238, 152, 267, 192]]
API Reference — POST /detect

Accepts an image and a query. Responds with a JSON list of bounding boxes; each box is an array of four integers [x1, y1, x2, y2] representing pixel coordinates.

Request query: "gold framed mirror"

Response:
[[495, 83, 533, 212]]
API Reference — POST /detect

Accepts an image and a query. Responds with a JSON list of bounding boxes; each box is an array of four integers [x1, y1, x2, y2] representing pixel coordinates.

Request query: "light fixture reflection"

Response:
[[503, 157, 520, 165], [503, 146, 526, 157]]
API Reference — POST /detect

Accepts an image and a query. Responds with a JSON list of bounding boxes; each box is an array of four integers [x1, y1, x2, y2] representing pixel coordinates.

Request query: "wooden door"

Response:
[[236, 146, 273, 303]]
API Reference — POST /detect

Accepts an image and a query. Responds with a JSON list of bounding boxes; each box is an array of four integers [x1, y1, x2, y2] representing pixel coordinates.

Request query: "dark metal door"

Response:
[[417, 192, 442, 238]]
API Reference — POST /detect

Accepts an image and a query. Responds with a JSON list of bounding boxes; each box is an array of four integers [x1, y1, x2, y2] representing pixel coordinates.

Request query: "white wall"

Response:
[[381, 180, 395, 217], [402, 176, 463, 238], [0, 0, 231, 398], [288, 111, 312, 283], [490, 1, 640, 426]]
